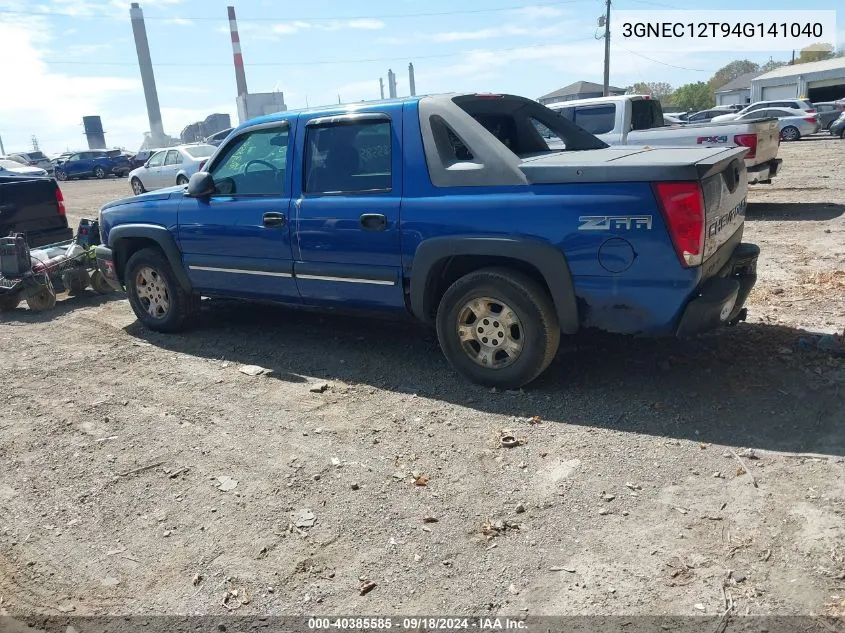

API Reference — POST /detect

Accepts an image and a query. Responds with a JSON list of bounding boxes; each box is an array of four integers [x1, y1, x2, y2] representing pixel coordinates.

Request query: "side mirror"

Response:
[[186, 171, 214, 197]]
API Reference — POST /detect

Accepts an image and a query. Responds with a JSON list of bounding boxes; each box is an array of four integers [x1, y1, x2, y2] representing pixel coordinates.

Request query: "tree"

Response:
[[708, 60, 759, 91], [761, 58, 788, 73], [671, 82, 714, 112], [794, 43, 836, 64], [628, 81, 674, 103]]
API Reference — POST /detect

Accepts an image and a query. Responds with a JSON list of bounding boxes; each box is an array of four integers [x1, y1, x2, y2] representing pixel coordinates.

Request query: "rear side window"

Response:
[[570, 105, 615, 135], [304, 120, 391, 195], [631, 99, 663, 130], [28, 152, 45, 160]]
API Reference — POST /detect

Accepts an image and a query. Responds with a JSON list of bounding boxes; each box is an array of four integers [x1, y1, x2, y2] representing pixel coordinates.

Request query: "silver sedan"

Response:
[[128, 144, 216, 195], [734, 107, 821, 141]]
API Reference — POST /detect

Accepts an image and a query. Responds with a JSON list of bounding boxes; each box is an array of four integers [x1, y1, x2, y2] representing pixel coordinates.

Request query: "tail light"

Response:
[[803, 116, 817, 123], [805, 108, 816, 113], [652, 181, 705, 268], [55, 187, 66, 216], [733, 133, 757, 159]]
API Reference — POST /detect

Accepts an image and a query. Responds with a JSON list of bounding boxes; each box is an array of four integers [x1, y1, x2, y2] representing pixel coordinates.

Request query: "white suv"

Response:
[[712, 100, 814, 122]]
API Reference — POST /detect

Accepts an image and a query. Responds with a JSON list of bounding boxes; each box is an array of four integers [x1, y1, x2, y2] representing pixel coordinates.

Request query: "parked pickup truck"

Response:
[[55, 150, 132, 181], [548, 95, 782, 184], [95, 93, 759, 388], [0, 175, 72, 247]]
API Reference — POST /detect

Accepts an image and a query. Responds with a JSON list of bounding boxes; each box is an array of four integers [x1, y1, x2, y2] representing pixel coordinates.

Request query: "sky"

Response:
[[0, 0, 842, 155]]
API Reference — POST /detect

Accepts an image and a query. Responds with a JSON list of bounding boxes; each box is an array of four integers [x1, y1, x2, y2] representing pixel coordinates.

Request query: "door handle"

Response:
[[360, 213, 387, 231], [263, 212, 286, 227]]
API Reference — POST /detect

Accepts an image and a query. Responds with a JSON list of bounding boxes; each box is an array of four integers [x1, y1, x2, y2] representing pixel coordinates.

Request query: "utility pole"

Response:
[[602, 0, 611, 96], [31, 135, 40, 152], [0, 134, 5, 156], [379, 77, 385, 100]]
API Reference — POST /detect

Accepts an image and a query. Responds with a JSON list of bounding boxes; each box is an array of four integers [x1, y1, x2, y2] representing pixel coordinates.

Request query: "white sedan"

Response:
[[0, 159, 48, 177], [128, 144, 216, 195]]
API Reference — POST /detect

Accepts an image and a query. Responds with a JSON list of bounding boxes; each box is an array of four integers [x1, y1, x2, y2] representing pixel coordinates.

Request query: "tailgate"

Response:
[[0, 178, 67, 236], [698, 152, 747, 277], [750, 119, 779, 164]]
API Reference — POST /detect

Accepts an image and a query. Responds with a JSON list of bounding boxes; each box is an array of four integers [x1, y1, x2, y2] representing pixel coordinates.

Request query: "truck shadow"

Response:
[[747, 201, 844, 221], [124, 299, 845, 457], [0, 291, 119, 323]]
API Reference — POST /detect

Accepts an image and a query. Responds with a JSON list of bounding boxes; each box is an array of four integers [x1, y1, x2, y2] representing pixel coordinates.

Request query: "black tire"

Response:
[[435, 267, 560, 389], [125, 247, 196, 332], [131, 177, 145, 195], [780, 126, 800, 142], [26, 278, 57, 312], [176, 175, 189, 186], [62, 269, 90, 294], [0, 293, 21, 312], [90, 270, 114, 294], [840, 129, 845, 140]]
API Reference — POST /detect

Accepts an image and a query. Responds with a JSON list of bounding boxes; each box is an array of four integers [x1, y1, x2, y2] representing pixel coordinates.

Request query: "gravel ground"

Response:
[[1, 137, 844, 622]]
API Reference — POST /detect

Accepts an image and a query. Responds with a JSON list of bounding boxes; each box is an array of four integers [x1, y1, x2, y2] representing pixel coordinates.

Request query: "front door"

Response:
[[66, 152, 91, 178], [178, 119, 298, 300], [291, 112, 404, 309], [143, 150, 166, 189]]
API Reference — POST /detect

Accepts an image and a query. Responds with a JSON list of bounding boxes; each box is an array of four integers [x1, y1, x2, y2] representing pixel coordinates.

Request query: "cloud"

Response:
[[510, 5, 567, 20], [242, 18, 387, 39], [431, 21, 578, 43], [63, 43, 113, 56], [0, 16, 139, 152], [165, 17, 193, 27]]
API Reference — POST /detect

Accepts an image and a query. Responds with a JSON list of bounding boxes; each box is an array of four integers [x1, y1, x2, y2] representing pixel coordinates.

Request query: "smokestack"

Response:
[[83, 116, 106, 149], [408, 63, 416, 97], [130, 3, 166, 147], [379, 78, 385, 100], [228, 6, 249, 98], [387, 69, 397, 99]]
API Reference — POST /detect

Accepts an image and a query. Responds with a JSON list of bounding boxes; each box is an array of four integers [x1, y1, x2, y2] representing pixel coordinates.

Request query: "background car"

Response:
[[4, 151, 54, 175], [712, 99, 815, 122], [204, 128, 233, 147], [813, 101, 845, 129], [683, 107, 737, 123], [55, 149, 133, 181], [0, 159, 48, 177], [829, 112, 845, 138], [733, 107, 820, 141], [129, 144, 216, 194]]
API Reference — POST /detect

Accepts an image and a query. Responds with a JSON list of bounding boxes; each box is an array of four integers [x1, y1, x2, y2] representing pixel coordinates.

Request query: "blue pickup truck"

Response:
[[95, 93, 758, 388]]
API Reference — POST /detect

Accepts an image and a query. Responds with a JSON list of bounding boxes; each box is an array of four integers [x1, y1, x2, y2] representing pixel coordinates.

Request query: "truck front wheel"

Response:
[[125, 248, 197, 332], [435, 268, 560, 389]]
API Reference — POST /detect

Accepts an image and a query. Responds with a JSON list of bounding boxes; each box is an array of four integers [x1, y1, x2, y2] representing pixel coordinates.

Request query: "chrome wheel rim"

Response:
[[135, 266, 170, 319], [782, 127, 799, 141], [132, 179, 143, 194], [456, 297, 524, 369], [56, 171, 66, 181]]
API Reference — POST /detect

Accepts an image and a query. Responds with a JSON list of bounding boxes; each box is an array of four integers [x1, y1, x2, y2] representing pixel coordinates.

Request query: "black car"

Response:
[[0, 175, 72, 248]]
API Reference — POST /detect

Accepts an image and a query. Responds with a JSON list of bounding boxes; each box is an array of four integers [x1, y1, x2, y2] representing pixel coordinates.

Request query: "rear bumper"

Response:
[[747, 158, 781, 184], [27, 227, 73, 248], [94, 244, 123, 291], [675, 242, 759, 337]]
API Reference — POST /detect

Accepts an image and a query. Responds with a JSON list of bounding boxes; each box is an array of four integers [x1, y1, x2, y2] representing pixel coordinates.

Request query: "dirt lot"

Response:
[[1, 137, 844, 623]]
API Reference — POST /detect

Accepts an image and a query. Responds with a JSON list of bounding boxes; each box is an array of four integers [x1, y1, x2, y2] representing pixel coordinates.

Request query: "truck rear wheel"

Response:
[[435, 267, 560, 389], [125, 248, 196, 332]]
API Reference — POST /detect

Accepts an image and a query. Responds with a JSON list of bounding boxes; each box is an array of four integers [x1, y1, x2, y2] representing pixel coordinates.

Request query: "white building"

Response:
[[714, 71, 760, 106], [750, 57, 845, 103]]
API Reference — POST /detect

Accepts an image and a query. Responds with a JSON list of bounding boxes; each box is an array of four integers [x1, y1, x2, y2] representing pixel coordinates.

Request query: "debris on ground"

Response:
[[515, 503, 526, 514], [192, 574, 203, 586], [550, 566, 576, 573], [309, 382, 330, 393], [601, 492, 616, 502], [423, 515, 438, 523], [216, 476, 238, 492], [238, 365, 270, 377], [413, 473, 430, 486], [481, 519, 519, 538], [359, 581, 377, 596], [294, 509, 316, 528], [498, 429, 524, 448]]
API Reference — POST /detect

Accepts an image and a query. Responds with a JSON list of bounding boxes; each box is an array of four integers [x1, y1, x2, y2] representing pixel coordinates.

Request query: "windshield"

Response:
[[185, 145, 216, 158], [452, 95, 607, 157]]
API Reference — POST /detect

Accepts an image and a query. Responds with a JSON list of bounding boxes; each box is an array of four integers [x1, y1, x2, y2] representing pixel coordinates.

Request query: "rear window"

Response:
[[452, 95, 607, 158], [28, 151, 46, 160], [185, 145, 215, 158]]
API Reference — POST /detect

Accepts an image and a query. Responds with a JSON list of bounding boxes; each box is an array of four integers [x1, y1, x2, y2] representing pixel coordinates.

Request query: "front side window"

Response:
[[68, 154, 81, 162], [147, 151, 166, 168], [210, 125, 289, 196], [304, 120, 391, 195]]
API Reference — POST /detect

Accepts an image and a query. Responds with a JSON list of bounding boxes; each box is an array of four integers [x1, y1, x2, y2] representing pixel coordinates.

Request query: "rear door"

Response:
[[178, 120, 298, 300], [161, 150, 180, 187], [290, 112, 404, 309]]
